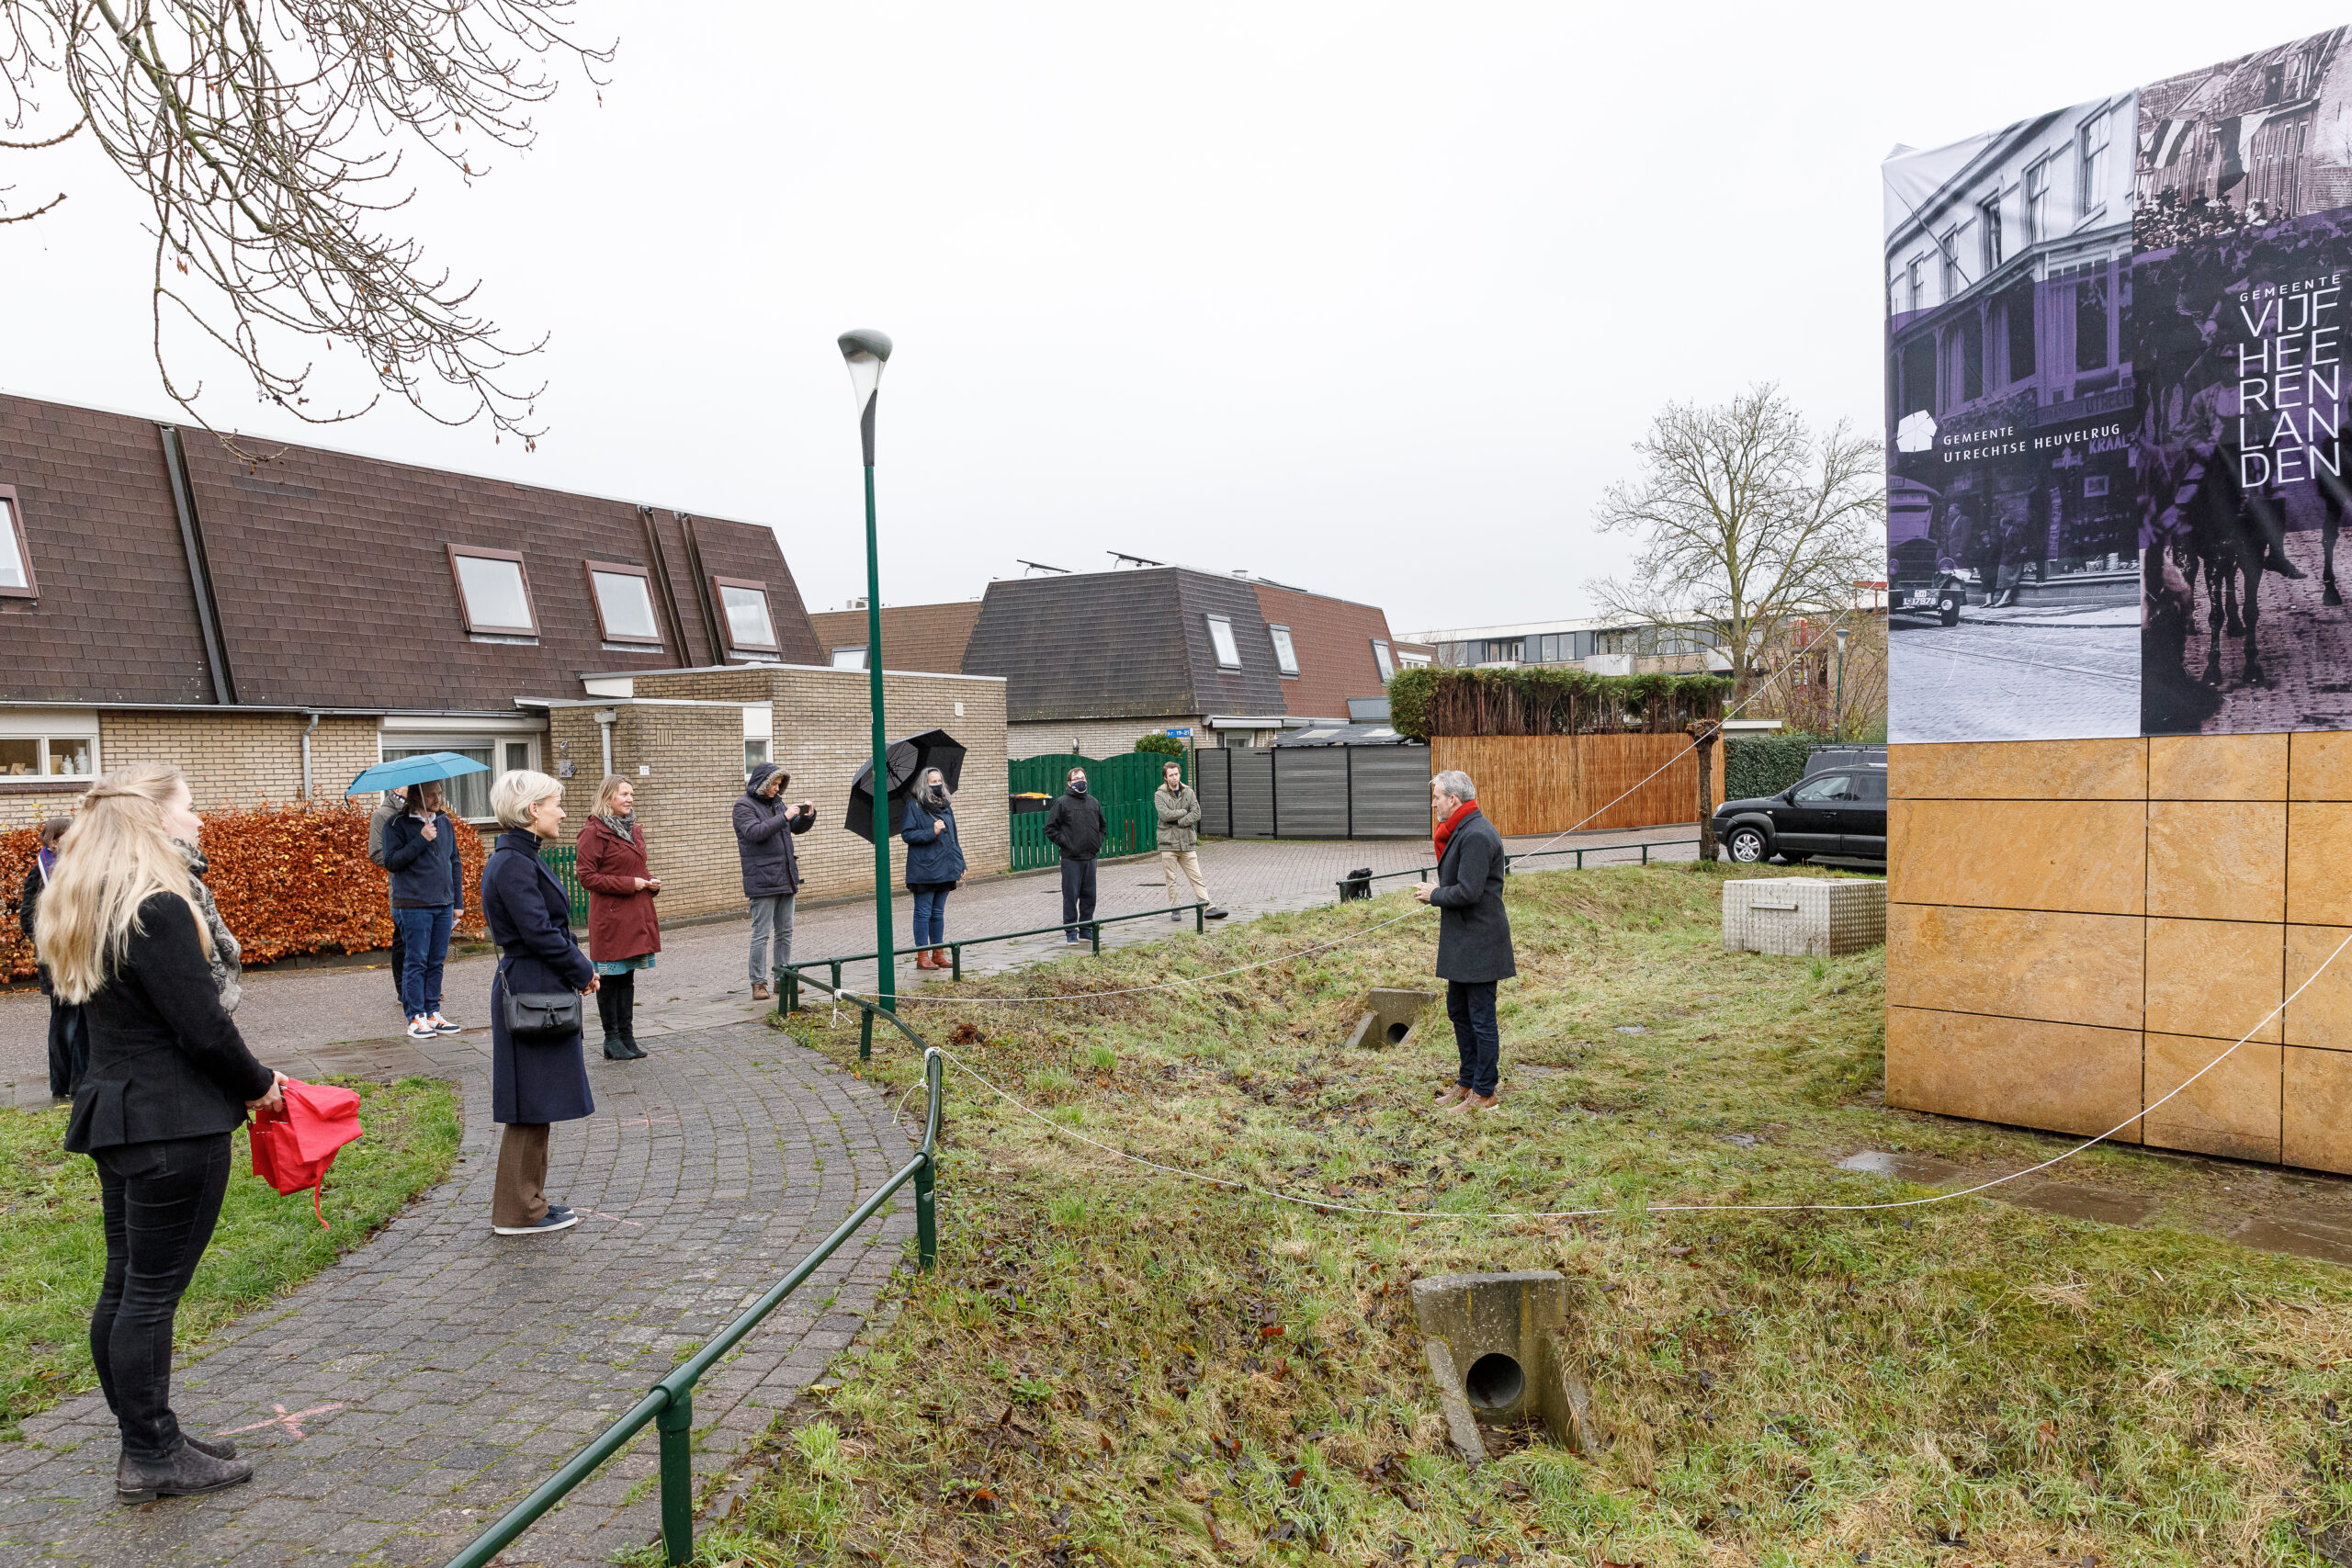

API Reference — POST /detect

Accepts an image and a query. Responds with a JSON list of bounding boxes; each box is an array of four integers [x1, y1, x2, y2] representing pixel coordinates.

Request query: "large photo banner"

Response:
[[1886, 27, 2352, 742]]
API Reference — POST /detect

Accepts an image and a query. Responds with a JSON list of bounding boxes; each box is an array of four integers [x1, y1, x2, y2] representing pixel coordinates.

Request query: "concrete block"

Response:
[[1722, 878, 1885, 958], [1345, 988, 1436, 1049], [1409, 1271, 1597, 1463]]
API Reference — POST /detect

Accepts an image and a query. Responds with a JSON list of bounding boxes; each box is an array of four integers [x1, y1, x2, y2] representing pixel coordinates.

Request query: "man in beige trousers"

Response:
[[1155, 761, 1228, 922]]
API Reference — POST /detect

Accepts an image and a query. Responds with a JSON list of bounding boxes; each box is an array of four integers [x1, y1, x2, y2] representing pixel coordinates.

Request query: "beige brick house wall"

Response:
[[548, 701, 745, 922], [0, 711, 382, 828], [559, 666, 1011, 919]]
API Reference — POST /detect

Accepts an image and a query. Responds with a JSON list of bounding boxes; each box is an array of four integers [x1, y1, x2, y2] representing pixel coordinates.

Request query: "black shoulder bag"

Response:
[[493, 852, 585, 1043]]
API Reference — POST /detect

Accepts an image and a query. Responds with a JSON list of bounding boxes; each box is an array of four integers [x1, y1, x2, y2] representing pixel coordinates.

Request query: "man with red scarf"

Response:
[[1413, 769, 1515, 1111]]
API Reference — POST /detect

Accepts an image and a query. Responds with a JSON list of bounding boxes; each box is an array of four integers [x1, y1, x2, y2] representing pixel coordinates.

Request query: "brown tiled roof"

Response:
[[0, 392, 823, 709], [0, 397, 218, 705], [1251, 582, 1398, 718], [808, 600, 981, 674]]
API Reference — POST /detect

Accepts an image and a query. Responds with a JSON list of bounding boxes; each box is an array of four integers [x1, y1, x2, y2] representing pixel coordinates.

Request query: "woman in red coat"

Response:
[[575, 775, 662, 1060]]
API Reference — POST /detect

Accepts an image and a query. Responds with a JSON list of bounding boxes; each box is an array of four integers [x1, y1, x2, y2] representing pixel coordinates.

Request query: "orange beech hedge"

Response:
[[0, 802, 486, 983]]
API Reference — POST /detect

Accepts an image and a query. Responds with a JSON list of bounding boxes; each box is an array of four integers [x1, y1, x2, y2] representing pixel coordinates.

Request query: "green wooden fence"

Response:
[[541, 845, 590, 927], [1007, 751, 1188, 871]]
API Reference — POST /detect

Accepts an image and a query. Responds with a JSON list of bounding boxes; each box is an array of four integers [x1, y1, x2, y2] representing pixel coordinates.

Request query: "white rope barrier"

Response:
[[920, 926, 2352, 1224]]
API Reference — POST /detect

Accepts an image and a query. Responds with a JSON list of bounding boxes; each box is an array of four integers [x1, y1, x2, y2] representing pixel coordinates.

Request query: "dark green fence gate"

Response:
[[1008, 751, 1187, 870]]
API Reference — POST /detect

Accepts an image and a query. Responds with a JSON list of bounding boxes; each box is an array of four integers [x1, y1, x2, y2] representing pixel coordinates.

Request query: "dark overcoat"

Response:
[[900, 797, 967, 887], [576, 818, 662, 962], [1429, 807, 1517, 984], [63, 891, 274, 1153], [482, 829, 595, 1126]]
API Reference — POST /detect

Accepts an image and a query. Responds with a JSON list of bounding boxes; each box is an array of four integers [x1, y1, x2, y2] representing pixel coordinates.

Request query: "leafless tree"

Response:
[[0, 1, 612, 449], [1589, 385, 1884, 701]]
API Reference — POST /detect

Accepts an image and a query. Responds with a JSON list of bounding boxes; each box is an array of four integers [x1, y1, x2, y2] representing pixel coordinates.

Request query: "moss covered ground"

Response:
[[699, 863, 2352, 1566]]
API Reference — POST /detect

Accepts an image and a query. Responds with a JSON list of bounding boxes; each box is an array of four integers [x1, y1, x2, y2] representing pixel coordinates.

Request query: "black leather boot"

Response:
[[596, 983, 628, 1060], [117, 1440, 254, 1503], [615, 973, 647, 1058]]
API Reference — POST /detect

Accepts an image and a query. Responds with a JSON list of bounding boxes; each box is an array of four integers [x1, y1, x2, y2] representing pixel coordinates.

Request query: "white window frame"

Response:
[[0, 732, 97, 780], [2024, 159, 2049, 243], [831, 646, 868, 671], [1205, 614, 1242, 670], [378, 734, 517, 824], [1978, 195, 2002, 272], [2077, 112, 2109, 219], [1267, 623, 1300, 676], [1372, 638, 1395, 682]]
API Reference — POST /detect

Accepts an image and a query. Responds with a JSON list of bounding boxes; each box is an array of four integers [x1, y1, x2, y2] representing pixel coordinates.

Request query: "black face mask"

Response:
[[1069, 779, 1088, 795]]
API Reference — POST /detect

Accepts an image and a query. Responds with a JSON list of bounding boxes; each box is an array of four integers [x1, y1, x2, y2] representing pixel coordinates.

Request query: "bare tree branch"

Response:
[[0, 0, 613, 452], [1588, 384, 1885, 699]]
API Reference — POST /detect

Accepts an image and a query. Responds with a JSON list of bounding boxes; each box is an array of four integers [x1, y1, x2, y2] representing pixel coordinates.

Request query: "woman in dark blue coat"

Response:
[[899, 767, 966, 969], [480, 770, 597, 1236]]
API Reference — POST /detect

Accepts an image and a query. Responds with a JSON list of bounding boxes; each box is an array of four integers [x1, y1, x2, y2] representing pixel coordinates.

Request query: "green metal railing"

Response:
[[1333, 839, 1702, 901], [541, 844, 591, 927], [781, 904, 1208, 1034], [442, 1022, 942, 1568]]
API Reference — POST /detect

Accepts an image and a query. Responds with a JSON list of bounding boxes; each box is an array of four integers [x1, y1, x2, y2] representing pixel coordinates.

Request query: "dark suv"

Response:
[[1713, 765, 1887, 866]]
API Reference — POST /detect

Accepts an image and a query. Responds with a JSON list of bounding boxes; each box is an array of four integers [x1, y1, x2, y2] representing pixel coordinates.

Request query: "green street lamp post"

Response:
[[841, 328, 895, 1011], [1832, 624, 1850, 742]]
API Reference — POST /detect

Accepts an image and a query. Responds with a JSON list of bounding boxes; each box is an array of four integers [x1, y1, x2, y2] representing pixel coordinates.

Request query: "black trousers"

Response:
[[92, 1133, 233, 1461], [594, 969, 638, 1043], [1446, 979, 1500, 1098], [1060, 857, 1098, 939]]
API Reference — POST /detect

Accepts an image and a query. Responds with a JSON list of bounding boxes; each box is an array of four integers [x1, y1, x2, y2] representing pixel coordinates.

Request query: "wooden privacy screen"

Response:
[[1429, 735, 1722, 835]]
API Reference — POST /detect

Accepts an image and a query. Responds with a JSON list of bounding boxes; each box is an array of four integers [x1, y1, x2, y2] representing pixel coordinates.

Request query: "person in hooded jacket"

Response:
[[899, 767, 966, 969], [575, 773, 661, 1060], [1043, 766, 1106, 943], [20, 815, 88, 1097], [734, 761, 816, 1000]]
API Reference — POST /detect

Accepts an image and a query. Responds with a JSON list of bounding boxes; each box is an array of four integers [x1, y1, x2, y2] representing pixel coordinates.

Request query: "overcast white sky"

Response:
[[6, 4, 2346, 636]]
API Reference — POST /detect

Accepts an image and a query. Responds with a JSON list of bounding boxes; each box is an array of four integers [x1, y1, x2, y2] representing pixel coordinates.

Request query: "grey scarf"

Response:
[[596, 811, 637, 844], [175, 839, 243, 1014]]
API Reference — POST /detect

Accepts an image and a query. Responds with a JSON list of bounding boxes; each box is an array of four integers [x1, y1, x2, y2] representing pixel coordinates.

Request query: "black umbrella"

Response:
[[844, 728, 968, 843]]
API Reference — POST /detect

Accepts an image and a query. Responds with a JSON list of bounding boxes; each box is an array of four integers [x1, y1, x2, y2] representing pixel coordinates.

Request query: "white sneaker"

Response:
[[404, 1017, 436, 1041], [429, 1013, 461, 1034]]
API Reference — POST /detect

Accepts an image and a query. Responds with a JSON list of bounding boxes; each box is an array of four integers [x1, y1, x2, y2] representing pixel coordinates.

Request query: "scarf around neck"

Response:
[[1434, 799, 1480, 858], [596, 811, 637, 844]]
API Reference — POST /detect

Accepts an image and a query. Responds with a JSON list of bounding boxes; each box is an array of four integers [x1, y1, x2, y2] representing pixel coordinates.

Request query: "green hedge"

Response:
[[1131, 733, 1185, 758], [1724, 731, 1833, 801]]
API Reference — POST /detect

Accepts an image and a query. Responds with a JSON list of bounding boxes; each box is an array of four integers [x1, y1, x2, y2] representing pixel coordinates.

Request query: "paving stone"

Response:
[[0, 1017, 914, 1565]]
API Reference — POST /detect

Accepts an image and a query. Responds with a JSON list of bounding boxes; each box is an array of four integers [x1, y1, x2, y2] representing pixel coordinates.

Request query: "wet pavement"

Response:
[[1835, 1145, 2352, 1266]]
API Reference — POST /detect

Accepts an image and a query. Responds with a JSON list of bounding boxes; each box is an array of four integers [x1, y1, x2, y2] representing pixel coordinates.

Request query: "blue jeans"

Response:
[[393, 905, 454, 1019], [1446, 979, 1500, 1097], [911, 888, 950, 947]]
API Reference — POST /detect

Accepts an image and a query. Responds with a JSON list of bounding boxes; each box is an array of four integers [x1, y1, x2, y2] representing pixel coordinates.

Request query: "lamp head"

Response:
[[838, 329, 892, 410], [1833, 625, 1851, 643]]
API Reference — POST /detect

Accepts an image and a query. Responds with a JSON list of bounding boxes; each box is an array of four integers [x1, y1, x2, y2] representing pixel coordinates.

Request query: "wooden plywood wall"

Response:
[[1430, 734, 1724, 835], [1888, 732, 2352, 1176]]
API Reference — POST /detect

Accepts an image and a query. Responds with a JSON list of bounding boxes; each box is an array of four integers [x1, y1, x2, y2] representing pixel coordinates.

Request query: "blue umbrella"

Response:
[[345, 752, 491, 796]]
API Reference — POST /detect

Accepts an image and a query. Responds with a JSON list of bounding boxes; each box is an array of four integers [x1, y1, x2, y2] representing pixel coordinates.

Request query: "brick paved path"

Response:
[[0, 1015, 916, 1566]]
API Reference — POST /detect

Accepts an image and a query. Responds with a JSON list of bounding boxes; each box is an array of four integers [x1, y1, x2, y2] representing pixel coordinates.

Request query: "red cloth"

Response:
[[1433, 798, 1480, 859], [575, 818, 663, 962], [250, 1078, 364, 1227]]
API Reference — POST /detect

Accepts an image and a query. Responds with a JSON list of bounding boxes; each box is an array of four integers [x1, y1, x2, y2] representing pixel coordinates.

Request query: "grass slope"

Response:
[[713, 864, 2352, 1567], [0, 1075, 460, 1442]]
